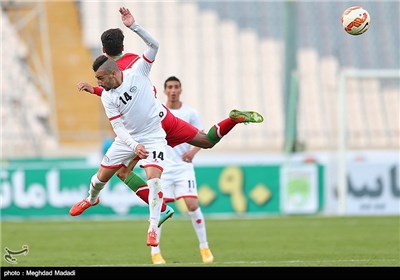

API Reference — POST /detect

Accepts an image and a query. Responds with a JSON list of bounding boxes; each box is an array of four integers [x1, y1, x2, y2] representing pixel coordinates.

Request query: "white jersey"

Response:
[[162, 103, 202, 201], [99, 23, 167, 169], [101, 58, 166, 147]]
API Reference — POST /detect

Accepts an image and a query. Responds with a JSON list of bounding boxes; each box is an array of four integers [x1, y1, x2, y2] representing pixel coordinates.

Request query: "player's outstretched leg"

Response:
[[205, 109, 264, 145]]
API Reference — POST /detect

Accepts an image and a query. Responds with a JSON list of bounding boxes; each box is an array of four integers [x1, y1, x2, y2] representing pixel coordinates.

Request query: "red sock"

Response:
[[136, 186, 166, 211], [217, 118, 238, 136], [206, 118, 237, 143]]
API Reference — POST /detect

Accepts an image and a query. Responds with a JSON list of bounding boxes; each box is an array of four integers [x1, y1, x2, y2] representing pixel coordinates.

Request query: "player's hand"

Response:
[[119, 7, 135, 27], [135, 144, 149, 159], [77, 82, 94, 94], [182, 152, 193, 163]]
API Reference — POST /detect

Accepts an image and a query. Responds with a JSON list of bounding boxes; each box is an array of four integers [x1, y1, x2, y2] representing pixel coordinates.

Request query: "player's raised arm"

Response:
[[119, 6, 159, 63]]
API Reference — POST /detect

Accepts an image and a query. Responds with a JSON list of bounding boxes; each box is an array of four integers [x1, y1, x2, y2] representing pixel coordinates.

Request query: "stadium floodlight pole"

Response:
[[337, 69, 400, 215]]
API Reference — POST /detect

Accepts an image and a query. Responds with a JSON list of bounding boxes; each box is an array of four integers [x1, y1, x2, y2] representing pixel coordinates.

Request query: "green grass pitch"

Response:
[[1, 215, 399, 267]]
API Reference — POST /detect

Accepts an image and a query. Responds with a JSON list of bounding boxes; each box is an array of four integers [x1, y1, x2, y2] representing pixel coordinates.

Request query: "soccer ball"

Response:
[[341, 6, 370, 35]]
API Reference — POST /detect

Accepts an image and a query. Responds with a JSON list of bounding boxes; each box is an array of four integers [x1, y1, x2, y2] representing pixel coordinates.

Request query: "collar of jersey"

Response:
[[113, 53, 124, 61]]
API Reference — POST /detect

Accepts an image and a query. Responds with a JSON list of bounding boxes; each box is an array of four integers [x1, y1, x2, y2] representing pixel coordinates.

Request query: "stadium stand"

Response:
[[1, 9, 57, 157], [2, 1, 399, 157]]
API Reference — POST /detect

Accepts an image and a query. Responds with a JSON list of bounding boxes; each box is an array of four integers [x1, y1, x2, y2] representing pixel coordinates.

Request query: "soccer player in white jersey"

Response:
[[69, 6, 165, 247], [150, 76, 214, 264], [74, 26, 264, 230]]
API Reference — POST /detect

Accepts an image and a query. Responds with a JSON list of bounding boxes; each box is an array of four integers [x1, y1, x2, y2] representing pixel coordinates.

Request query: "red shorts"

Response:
[[162, 106, 199, 148]]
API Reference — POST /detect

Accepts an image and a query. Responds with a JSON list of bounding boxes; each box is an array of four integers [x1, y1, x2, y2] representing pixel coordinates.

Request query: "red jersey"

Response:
[[116, 53, 140, 70]]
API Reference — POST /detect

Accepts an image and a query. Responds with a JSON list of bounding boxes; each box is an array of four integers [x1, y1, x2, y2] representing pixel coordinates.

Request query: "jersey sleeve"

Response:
[[127, 23, 159, 78], [93, 86, 104, 96], [129, 23, 159, 63]]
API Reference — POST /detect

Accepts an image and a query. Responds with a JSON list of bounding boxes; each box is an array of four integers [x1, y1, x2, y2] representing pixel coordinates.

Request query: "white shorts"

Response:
[[102, 139, 166, 171], [161, 162, 197, 201]]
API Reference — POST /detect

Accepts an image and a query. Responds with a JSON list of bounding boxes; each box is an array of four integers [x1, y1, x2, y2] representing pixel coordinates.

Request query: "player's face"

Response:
[[95, 70, 117, 91], [164, 81, 181, 102]]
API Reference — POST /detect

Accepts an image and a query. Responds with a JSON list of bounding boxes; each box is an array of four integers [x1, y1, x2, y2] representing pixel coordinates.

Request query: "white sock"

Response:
[[147, 178, 163, 228], [88, 174, 106, 204], [188, 207, 209, 249], [151, 226, 162, 254]]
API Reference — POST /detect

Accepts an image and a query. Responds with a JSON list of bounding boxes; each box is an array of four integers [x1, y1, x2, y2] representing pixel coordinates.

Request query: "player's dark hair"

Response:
[[92, 55, 109, 71], [164, 76, 181, 89], [101, 28, 124, 56]]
